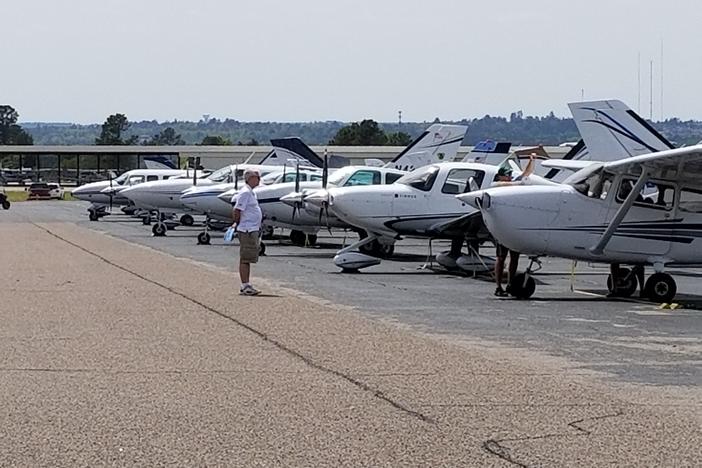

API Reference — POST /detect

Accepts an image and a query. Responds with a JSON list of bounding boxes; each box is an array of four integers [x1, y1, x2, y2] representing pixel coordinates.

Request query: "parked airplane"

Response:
[[118, 138, 323, 236], [72, 168, 188, 220], [314, 99, 673, 273], [217, 123, 470, 250], [463, 144, 702, 302]]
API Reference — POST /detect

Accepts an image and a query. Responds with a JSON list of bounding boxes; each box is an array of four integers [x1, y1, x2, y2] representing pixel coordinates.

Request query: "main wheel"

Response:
[[509, 273, 536, 299], [290, 229, 306, 246], [259, 241, 266, 256], [142, 216, 151, 226], [644, 273, 677, 303], [88, 210, 98, 221], [607, 267, 638, 297], [180, 214, 195, 226], [152, 223, 167, 237], [2, 200, 10, 210], [261, 225, 275, 240], [360, 240, 394, 258], [306, 234, 318, 246], [197, 232, 211, 245]]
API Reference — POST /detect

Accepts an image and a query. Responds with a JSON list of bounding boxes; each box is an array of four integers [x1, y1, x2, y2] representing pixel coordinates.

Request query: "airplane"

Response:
[[118, 138, 324, 237], [72, 167, 188, 221], [463, 144, 702, 303], [216, 123, 470, 250], [310, 99, 674, 273]]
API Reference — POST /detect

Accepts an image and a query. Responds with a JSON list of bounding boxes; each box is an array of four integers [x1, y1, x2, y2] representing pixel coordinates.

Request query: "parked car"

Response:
[[28, 183, 64, 200]]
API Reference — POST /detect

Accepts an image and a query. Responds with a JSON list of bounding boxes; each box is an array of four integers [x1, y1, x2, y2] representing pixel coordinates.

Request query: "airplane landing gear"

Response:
[[180, 214, 194, 226], [607, 267, 638, 298], [643, 273, 676, 303], [508, 257, 541, 299], [152, 222, 167, 237], [289, 229, 318, 247], [197, 232, 211, 245], [89, 209, 99, 221]]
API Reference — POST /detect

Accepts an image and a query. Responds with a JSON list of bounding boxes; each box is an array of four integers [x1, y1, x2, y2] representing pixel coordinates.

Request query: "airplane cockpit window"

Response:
[[128, 175, 145, 185], [208, 167, 233, 183], [344, 170, 381, 186], [615, 178, 674, 210], [441, 168, 485, 194], [396, 165, 440, 192], [385, 172, 403, 184], [679, 188, 702, 213], [114, 173, 129, 184], [146, 175, 158, 182]]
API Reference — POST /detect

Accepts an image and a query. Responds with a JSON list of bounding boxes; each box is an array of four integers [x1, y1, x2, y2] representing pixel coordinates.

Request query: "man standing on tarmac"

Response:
[[232, 168, 263, 296]]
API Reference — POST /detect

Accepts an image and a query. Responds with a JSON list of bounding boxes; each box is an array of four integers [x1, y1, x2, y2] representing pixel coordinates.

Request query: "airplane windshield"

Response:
[[114, 173, 129, 184], [396, 165, 439, 192], [208, 167, 233, 182], [327, 167, 353, 187]]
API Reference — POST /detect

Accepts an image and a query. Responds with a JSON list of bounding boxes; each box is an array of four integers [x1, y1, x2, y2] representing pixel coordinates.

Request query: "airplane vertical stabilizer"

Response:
[[568, 99, 674, 160], [386, 124, 468, 171]]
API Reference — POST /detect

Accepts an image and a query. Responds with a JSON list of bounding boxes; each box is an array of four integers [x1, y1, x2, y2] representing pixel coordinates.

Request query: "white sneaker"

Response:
[[239, 285, 261, 296]]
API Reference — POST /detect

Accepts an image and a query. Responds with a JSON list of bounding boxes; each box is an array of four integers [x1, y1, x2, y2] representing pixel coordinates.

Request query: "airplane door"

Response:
[[602, 178, 674, 256]]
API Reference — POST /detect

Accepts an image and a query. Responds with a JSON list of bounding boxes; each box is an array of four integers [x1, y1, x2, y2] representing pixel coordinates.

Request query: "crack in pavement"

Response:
[[34, 223, 434, 424], [482, 410, 624, 467]]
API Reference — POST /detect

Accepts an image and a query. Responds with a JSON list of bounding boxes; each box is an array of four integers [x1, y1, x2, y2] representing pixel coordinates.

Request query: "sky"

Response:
[[3, 0, 701, 124]]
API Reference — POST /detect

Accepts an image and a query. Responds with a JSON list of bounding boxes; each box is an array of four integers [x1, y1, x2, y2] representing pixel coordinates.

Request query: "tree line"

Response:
[[7, 106, 702, 147]]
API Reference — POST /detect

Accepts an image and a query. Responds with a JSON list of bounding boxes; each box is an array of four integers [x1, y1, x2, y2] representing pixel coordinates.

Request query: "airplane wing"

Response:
[[425, 212, 490, 239], [541, 159, 598, 172], [602, 144, 702, 177]]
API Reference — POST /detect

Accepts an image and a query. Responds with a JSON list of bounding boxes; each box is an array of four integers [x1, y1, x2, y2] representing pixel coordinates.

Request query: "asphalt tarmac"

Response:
[[7, 201, 702, 388], [2, 200, 701, 466]]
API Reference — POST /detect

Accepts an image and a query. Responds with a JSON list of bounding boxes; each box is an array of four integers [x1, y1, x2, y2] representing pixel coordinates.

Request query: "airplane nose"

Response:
[[303, 189, 330, 208], [280, 191, 304, 208]]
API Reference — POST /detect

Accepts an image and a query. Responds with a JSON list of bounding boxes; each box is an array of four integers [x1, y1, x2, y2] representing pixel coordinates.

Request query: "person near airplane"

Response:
[[233, 169, 263, 296], [492, 165, 521, 297]]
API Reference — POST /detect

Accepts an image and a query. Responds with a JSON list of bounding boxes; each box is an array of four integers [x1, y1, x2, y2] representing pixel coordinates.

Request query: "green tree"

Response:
[[329, 119, 388, 145], [200, 135, 233, 145], [0, 105, 34, 145], [95, 113, 138, 145], [386, 131, 412, 146], [144, 127, 186, 145]]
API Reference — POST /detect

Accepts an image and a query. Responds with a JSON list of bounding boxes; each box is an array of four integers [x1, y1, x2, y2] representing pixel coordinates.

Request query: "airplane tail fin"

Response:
[[386, 124, 468, 171], [461, 140, 513, 165], [262, 138, 350, 168], [568, 99, 674, 160], [143, 156, 177, 169]]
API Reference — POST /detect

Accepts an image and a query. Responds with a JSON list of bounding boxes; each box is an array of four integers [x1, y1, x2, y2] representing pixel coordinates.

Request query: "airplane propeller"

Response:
[[291, 162, 301, 222], [318, 152, 332, 234]]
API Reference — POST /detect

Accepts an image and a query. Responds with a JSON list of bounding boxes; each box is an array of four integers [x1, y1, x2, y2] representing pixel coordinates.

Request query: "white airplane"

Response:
[[217, 123, 470, 250], [463, 144, 702, 303], [118, 138, 324, 236], [311, 98, 674, 273], [72, 167, 187, 221]]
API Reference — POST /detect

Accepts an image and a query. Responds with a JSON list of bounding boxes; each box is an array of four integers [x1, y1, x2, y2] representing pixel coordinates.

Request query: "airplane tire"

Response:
[[259, 241, 266, 256], [509, 273, 536, 299], [644, 273, 676, 303], [152, 223, 167, 237], [88, 210, 98, 221], [142, 216, 151, 226], [180, 214, 195, 226], [341, 268, 360, 274], [290, 230, 306, 246], [306, 234, 318, 246], [360, 240, 394, 258], [262, 225, 275, 240], [2, 200, 10, 210], [606, 267, 637, 297], [197, 232, 211, 245]]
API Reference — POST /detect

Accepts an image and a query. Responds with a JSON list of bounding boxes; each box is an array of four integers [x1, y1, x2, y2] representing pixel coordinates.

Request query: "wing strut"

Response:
[[590, 170, 650, 255]]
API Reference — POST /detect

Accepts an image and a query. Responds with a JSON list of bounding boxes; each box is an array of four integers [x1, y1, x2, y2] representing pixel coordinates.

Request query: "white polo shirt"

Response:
[[232, 184, 262, 232]]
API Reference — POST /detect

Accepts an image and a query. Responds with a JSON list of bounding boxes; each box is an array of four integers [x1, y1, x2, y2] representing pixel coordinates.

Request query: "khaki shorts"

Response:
[[239, 231, 260, 263]]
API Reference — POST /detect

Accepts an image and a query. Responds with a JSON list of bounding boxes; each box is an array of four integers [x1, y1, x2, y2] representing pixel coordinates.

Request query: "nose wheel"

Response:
[[643, 273, 676, 303], [508, 257, 541, 299], [152, 222, 167, 237]]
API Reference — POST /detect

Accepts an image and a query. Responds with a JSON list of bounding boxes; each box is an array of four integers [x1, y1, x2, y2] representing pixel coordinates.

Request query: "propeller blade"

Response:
[[322, 150, 328, 189], [294, 162, 300, 193]]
